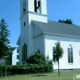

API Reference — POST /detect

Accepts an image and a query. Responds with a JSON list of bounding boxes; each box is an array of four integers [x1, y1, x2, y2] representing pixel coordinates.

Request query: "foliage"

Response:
[[26, 50, 53, 73], [0, 50, 53, 76], [55, 41, 63, 60], [54, 41, 63, 76], [0, 64, 53, 76], [0, 51, 53, 76], [26, 50, 46, 64], [0, 18, 10, 58], [58, 19, 73, 24]]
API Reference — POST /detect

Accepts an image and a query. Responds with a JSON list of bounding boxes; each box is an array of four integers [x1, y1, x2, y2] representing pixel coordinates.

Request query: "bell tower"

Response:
[[20, 0, 47, 22], [19, 0, 48, 64]]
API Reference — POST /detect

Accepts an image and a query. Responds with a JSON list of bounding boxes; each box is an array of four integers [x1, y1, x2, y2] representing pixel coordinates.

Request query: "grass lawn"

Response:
[[0, 71, 80, 80]]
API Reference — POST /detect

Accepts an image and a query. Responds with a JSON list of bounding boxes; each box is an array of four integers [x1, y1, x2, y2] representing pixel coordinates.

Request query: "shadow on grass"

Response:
[[32, 74, 48, 77]]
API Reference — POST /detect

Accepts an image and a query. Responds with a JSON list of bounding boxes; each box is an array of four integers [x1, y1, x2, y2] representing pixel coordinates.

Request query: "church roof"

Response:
[[32, 20, 80, 37]]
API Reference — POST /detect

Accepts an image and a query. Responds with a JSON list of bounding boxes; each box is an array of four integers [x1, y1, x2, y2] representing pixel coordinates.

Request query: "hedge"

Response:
[[0, 62, 53, 77]]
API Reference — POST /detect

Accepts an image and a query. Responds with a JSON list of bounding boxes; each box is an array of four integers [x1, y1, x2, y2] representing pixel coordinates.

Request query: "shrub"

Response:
[[0, 66, 5, 76], [0, 50, 53, 76], [27, 51, 46, 64], [0, 63, 53, 77]]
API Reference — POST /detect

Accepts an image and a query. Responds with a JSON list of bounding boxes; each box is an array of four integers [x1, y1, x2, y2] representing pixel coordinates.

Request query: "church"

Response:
[[17, 0, 80, 70]]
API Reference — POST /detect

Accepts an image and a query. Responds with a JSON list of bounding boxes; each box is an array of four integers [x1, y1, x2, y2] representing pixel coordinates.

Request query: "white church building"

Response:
[[17, 0, 80, 70]]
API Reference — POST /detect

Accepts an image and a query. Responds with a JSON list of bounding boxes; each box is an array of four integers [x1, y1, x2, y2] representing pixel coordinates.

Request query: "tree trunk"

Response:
[[58, 59, 60, 76]]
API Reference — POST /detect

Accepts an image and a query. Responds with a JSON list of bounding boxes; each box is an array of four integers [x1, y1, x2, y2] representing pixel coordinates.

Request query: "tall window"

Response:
[[34, 0, 37, 12], [23, 1, 26, 14], [22, 43, 27, 64], [34, 0, 41, 13], [68, 45, 73, 63], [53, 47, 58, 63], [79, 50, 80, 64]]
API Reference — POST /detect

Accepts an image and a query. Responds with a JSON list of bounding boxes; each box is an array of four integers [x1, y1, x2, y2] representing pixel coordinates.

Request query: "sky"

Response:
[[0, 0, 80, 47]]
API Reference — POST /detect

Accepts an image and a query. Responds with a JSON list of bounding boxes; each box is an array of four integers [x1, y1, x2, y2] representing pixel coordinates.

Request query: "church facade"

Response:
[[17, 0, 80, 70]]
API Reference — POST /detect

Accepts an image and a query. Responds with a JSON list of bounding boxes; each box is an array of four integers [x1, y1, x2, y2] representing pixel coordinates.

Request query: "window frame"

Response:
[[68, 45, 73, 64]]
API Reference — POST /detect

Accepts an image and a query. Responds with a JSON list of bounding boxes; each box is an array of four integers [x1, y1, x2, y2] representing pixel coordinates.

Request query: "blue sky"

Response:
[[0, 0, 80, 47]]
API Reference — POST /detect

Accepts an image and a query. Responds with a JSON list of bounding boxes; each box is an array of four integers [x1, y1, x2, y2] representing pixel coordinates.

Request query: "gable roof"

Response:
[[32, 20, 80, 37]]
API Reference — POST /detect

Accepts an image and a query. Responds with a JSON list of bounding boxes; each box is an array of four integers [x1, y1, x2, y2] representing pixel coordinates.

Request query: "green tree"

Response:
[[55, 41, 63, 76], [58, 19, 73, 24], [27, 50, 46, 64], [26, 50, 53, 73], [0, 18, 10, 59]]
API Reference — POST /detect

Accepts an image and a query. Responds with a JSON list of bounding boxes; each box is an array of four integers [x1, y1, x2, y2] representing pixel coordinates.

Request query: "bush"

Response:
[[0, 63, 53, 77], [0, 51, 53, 77], [0, 66, 4, 76], [26, 50, 53, 73], [27, 51, 46, 64]]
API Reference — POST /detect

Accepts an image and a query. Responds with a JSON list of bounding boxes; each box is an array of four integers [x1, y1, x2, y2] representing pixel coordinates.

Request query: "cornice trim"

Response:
[[20, 11, 47, 19], [43, 32, 80, 39]]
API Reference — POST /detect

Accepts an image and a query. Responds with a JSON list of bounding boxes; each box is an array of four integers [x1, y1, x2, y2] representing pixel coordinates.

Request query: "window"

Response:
[[17, 55, 19, 59], [79, 50, 80, 56], [23, 1, 26, 14], [24, 22, 26, 26], [34, 0, 41, 13], [17, 49, 19, 53], [53, 47, 58, 63], [68, 45, 73, 63], [79, 50, 80, 64], [22, 43, 27, 64], [16, 62, 19, 65], [34, 0, 37, 12]]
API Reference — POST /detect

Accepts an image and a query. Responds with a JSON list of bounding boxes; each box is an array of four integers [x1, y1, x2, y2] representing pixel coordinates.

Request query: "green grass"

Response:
[[0, 71, 80, 80]]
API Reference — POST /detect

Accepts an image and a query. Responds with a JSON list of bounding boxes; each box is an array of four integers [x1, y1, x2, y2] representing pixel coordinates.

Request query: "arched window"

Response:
[[79, 50, 80, 56], [78, 49, 80, 64], [53, 46, 58, 63], [68, 45, 73, 63]]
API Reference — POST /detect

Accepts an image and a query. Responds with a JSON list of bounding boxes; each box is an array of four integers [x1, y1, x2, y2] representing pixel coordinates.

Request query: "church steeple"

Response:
[[19, 0, 48, 64], [20, 0, 48, 23]]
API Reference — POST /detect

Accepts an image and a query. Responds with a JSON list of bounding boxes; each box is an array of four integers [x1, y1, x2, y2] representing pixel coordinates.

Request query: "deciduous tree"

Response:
[[55, 41, 63, 76], [58, 19, 73, 24]]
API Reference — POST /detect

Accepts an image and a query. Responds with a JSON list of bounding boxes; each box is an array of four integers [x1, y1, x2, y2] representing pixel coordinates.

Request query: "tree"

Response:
[[54, 41, 63, 76], [0, 18, 10, 59], [58, 19, 73, 24], [26, 50, 53, 73], [27, 50, 46, 64]]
